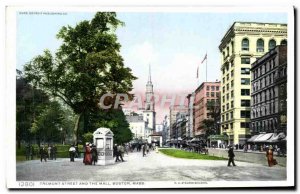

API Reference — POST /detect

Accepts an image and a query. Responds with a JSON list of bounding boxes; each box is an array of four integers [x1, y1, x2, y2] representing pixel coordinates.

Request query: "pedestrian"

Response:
[[266, 146, 277, 167], [25, 144, 30, 160], [227, 146, 236, 166], [125, 144, 129, 155], [120, 144, 125, 158], [52, 145, 57, 160], [113, 144, 118, 158], [117, 144, 124, 162], [30, 145, 34, 160], [155, 145, 159, 153], [142, 144, 146, 157], [243, 144, 248, 152], [69, 144, 76, 162], [47, 145, 52, 160], [39, 146, 47, 162], [50, 145, 54, 160], [85, 144, 93, 165], [146, 144, 149, 154], [91, 144, 98, 165]]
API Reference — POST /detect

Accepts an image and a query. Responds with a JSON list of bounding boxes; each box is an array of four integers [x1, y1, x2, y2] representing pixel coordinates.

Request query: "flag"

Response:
[[196, 66, 199, 78], [201, 53, 207, 64]]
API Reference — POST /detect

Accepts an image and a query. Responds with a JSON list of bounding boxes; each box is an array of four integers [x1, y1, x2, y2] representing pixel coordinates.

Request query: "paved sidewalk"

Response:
[[16, 150, 286, 181]]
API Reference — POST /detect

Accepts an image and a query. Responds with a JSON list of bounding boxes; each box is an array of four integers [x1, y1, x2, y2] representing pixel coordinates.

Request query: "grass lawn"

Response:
[[159, 148, 226, 160]]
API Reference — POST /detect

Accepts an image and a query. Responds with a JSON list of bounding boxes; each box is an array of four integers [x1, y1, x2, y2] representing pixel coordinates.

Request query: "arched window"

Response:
[[280, 39, 287, 45], [231, 41, 234, 54], [268, 39, 276, 50], [241, 38, 249, 51], [256, 39, 264, 52]]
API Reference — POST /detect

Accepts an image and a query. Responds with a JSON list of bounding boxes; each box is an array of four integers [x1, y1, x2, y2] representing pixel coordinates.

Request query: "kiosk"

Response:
[[93, 127, 114, 165]]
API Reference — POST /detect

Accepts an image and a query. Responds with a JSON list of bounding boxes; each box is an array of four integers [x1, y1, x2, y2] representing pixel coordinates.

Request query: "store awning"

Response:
[[267, 132, 286, 142], [253, 133, 274, 142], [247, 135, 259, 142], [282, 136, 287, 141]]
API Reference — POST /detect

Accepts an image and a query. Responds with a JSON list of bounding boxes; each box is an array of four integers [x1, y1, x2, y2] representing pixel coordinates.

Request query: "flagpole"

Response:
[[197, 64, 199, 86], [206, 52, 207, 82]]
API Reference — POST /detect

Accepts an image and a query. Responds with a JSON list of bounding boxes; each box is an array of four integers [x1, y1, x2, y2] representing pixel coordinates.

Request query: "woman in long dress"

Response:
[[84, 144, 92, 165], [266, 146, 276, 167]]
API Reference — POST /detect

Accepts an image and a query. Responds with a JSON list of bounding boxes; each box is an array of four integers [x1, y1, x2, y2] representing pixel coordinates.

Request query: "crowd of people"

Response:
[[38, 144, 57, 162], [32, 141, 278, 168]]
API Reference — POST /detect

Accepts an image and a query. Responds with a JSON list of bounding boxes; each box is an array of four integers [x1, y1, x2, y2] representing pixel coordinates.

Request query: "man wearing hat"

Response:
[[227, 145, 236, 166], [91, 144, 98, 165]]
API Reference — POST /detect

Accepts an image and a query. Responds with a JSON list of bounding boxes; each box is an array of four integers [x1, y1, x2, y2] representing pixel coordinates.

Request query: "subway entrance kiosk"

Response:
[[93, 127, 114, 165]]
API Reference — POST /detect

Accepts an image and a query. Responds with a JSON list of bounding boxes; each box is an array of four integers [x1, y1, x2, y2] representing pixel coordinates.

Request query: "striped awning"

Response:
[[247, 135, 259, 142], [253, 133, 274, 142]]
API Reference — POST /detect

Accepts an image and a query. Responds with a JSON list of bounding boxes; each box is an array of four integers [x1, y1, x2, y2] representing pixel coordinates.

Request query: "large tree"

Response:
[[24, 12, 136, 144]]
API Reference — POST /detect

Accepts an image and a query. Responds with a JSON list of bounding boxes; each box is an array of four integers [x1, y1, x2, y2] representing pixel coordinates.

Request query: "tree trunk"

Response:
[[17, 139, 21, 149], [73, 113, 82, 145]]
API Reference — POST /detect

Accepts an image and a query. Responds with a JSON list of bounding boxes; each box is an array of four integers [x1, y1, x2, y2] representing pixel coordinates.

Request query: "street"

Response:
[[17, 150, 286, 181]]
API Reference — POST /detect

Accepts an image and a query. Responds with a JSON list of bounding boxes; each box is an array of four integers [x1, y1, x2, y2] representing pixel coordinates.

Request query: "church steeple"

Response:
[[145, 64, 154, 111], [148, 64, 152, 83]]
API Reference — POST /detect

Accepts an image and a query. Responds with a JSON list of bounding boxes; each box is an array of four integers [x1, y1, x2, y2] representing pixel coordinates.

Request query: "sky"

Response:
[[16, 11, 288, 123]]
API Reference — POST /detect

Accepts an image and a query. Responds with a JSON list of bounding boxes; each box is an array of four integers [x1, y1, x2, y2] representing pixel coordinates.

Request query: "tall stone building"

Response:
[[169, 105, 188, 144], [186, 93, 195, 139], [218, 22, 287, 145], [250, 45, 287, 135], [193, 82, 221, 138]]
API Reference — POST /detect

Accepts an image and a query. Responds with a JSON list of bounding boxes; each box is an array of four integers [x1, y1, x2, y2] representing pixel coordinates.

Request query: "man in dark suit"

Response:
[[227, 146, 236, 166], [39, 146, 47, 162]]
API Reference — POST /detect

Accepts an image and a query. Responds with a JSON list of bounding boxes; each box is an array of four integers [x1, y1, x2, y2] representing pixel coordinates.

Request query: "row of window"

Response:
[[252, 58, 277, 80], [252, 72, 277, 92], [222, 122, 250, 130], [222, 99, 250, 112], [222, 111, 234, 122], [222, 68, 250, 77], [222, 41, 235, 60], [222, 89, 250, 105], [252, 101, 277, 118], [241, 38, 287, 52], [222, 80, 234, 92], [251, 118, 278, 132], [222, 71, 234, 83], [252, 86, 277, 105], [206, 85, 220, 91], [206, 92, 220, 98], [222, 91, 234, 102], [221, 110, 251, 122], [222, 38, 286, 62]]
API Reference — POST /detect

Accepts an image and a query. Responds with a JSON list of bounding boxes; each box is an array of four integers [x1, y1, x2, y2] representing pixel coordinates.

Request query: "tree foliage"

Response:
[[82, 109, 133, 144], [30, 101, 64, 145], [16, 70, 49, 148], [23, 12, 137, 143], [203, 97, 221, 139]]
